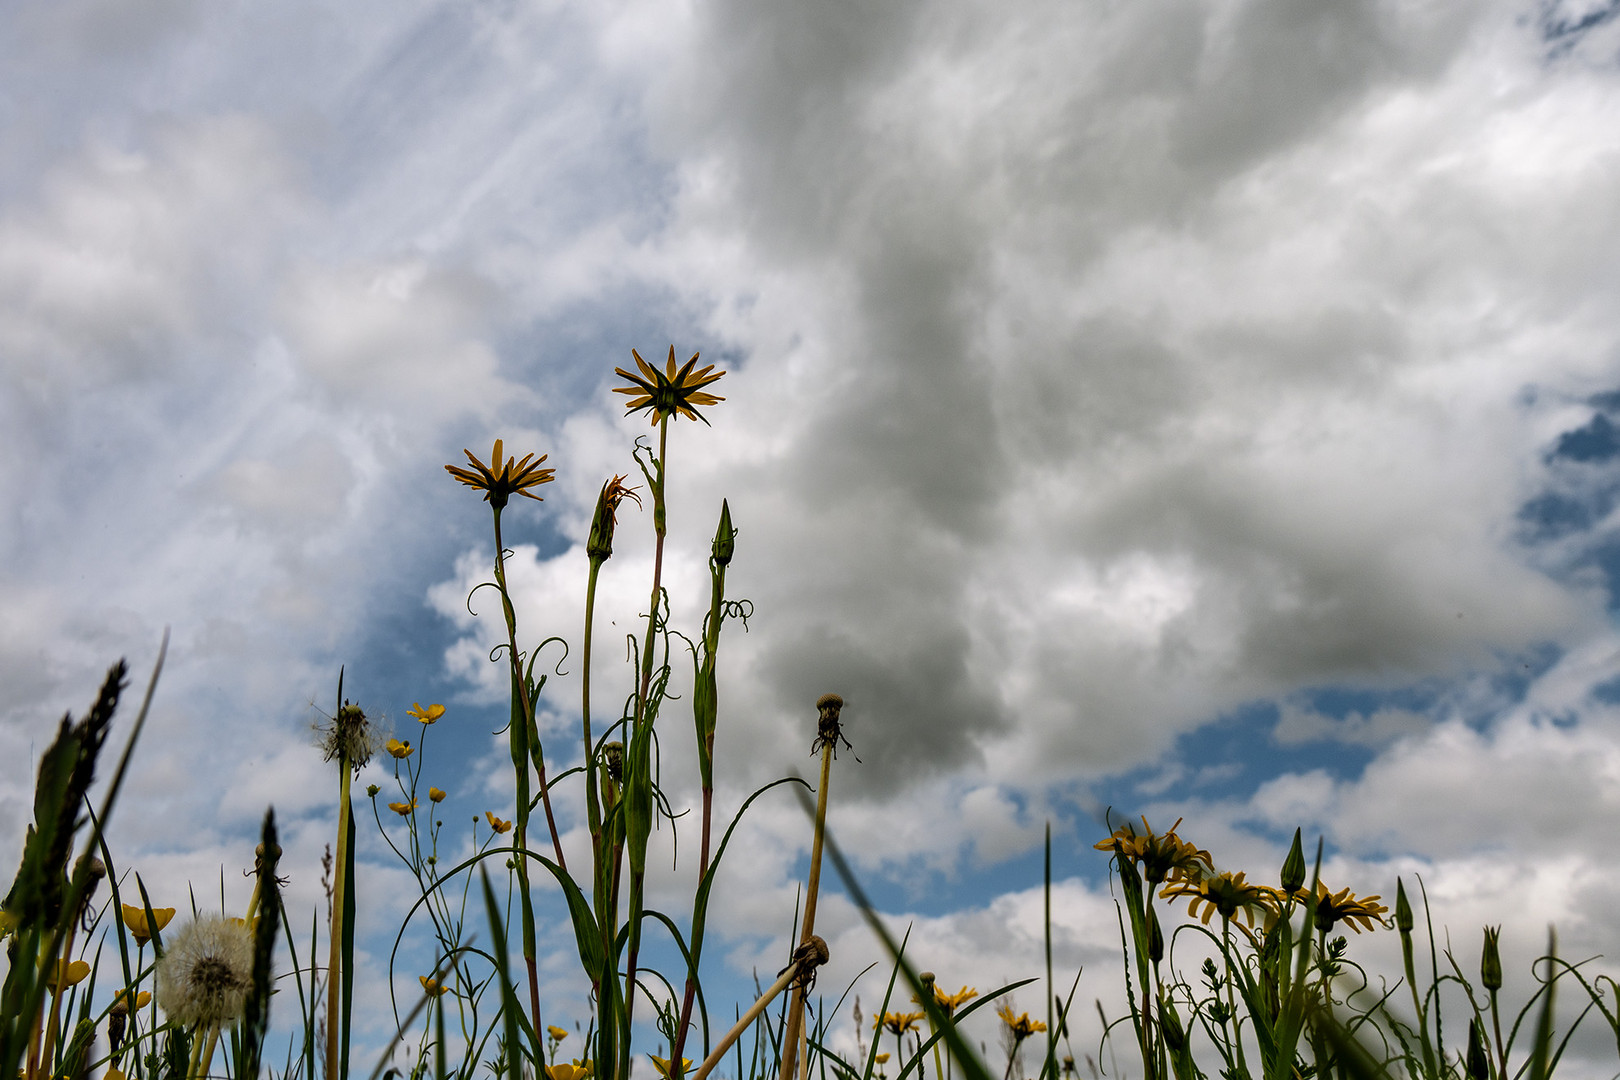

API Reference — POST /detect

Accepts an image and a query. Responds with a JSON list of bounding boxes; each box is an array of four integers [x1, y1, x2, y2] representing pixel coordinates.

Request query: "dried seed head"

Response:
[[155, 915, 254, 1026]]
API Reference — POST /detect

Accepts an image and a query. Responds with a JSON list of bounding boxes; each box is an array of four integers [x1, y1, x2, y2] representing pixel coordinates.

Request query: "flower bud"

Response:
[[1466, 1018, 1489, 1080], [712, 499, 735, 567], [1148, 905, 1164, 964], [1395, 879, 1413, 934], [1481, 926, 1502, 990], [1279, 828, 1305, 895]]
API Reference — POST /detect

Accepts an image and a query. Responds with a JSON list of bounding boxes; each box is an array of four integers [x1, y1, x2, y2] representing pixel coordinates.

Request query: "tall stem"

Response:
[[781, 737, 835, 1080], [326, 750, 349, 1080]]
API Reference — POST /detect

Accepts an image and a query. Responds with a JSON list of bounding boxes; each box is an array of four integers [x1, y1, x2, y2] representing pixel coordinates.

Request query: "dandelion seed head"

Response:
[[155, 914, 254, 1026]]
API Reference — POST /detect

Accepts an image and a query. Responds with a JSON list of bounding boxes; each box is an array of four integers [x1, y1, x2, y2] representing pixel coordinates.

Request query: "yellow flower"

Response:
[[389, 799, 418, 816], [648, 1055, 693, 1079], [1095, 817, 1213, 886], [121, 903, 176, 946], [996, 1004, 1047, 1041], [875, 1010, 925, 1035], [104, 1068, 126, 1080], [875, 1054, 891, 1065], [1160, 871, 1280, 928], [44, 959, 90, 992], [385, 738, 413, 759], [0, 910, 18, 939], [445, 439, 556, 509], [485, 811, 513, 834], [930, 985, 978, 1016], [420, 975, 449, 997], [111, 989, 151, 1015], [429, 787, 447, 803], [546, 1061, 593, 1080], [613, 346, 726, 425], [1300, 882, 1389, 934], [547, 1026, 570, 1042], [408, 702, 446, 724]]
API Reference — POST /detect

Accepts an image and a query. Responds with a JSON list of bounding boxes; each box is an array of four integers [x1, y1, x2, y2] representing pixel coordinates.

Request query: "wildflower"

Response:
[[1161, 871, 1280, 927], [445, 439, 555, 509], [996, 1004, 1047, 1041], [917, 984, 978, 1017], [548, 1026, 570, 1042], [648, 1055, 693, 1079], [155, 914, 254, 1026], [111, 989, 151, 1014], [388, 799, 417, 816], [486, 811, 513, 834], [429, 787, 447, 803], [44, 959, 90, 993], [104, 1069, 126, 1080], [875, 1054, 891, 1065], [876, 1010, 925, 1036], [367, 784, 381, 797], [408, 702, 445, 724], [385, 738, 413, 759], [120, 903, 176, 946], [587, 474, 643, 562], [316, 701, 380, 772], [613, 346, 726, 425], [1300, 882, 1388, 934], [1095, 817, 1212, 885], [420, 975, 448, 997], [546, 1061, 593, 1080]]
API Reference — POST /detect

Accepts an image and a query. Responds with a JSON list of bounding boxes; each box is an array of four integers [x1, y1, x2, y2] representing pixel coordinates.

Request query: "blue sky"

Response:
[[7, 0, 1620, 1074]]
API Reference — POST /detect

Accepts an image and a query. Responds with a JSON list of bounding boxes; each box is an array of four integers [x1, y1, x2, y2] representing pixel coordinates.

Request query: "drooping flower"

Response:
[[385, 738, 414, 759], [155, 915, 254, 1026], [1161, 871, 1280, 928], [389, 799, 418, 816], [408, 703, 445, 724], [486, 811, 513, 834], [44, 959, 90, 993], [1301, 882, 1389, 934], [876, 1010, 925, 1036], [546, 1061, 593, 1080], [420, 975, 449, 997], [428, 787, 447, 803], [996, 1004, 1047, 1042], [648, 1055, 693, 1080], [586, 474, 643, 562], [613, 347, 726, 425], [1095, 817, 1213, 885], [445, 439, 555, 509], [121, 903, 176, 947]]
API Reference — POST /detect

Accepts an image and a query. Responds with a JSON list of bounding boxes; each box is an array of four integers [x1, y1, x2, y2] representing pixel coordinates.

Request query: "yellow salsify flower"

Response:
[[486, 811, 513, 834], [445, 439, 556, 509], [420, 975, 449, 997], [1095, 817, 1213, 886], [648, 1055, 693, 1079], [1160, 871, 1281, 928], [120, 903, 176, 946], [44, 959, 90, 993], [547, 1026, 570, 1042], [385, 738, 414, 759], [546, 1060, 593, 1080], [876, 1010, 925, 1035], [919, 984, 977, 1016], [996, 1004, 1047, 1041], [1299, 882, 1389, 934], [408, 702, 446, 724], [429, 787, 447, 803], [613, 346, 726, 425], [389, 799, 418, 816]]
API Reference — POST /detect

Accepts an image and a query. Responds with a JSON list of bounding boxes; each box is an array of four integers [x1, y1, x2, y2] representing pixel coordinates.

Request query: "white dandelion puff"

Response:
[[155, 915, 254, 1026]]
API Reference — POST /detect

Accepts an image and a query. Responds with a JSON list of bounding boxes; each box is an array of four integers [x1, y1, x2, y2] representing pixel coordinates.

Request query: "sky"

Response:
[[7, 0, 1620, 1074]]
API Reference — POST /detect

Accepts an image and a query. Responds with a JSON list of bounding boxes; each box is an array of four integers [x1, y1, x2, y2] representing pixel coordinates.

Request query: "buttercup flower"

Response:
[[389, 799, 418, 816], [997, 1004, 1047, 1041], [613, 346, 726, 425], [155, 915, 254, 1026], [876, 1010, 925, 1035], [385, 738, 413, 759], [408, 703, 445, 724], [648, 1055, 693, 1079], [44, 958, 90, 993], [429, 787, 447, 803], [121, 903, 176, 946], [445, 439, 555, 509], [546, 1061, 593, 1080], [420, 975, 449, 997], [486, 811, 513, 834], [1161, 871, 1280, 928], [111, 989, 151, 1014], [1301, 882, 1388, 934]]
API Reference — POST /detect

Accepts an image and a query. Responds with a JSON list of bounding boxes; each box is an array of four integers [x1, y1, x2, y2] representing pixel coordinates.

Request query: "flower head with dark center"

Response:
[[917, 984, 978, 1017], [1300, 882, 1388, 934], [486, 811, 513, 834], [1095, 817, 1213, 885], [996, 1004, 1047, 1041], [445, 439, 555, 509], [155, 915, 254, 1026], [613, 347, 725, 425], [1161, 871, 1281, 928], [876, 1010, 925, 1036]]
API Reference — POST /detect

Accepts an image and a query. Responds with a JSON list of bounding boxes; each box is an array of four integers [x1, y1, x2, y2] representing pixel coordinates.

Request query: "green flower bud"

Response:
[[1466, 1018, 1489, 1080], [1280, 827, 1306, 895], [1395, 879, 1413, 934], [1148, 905, 1164, 964], [587, 475, 641, 563], [1481, 926, 1502, 990], [712, 499, 735, 567]]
